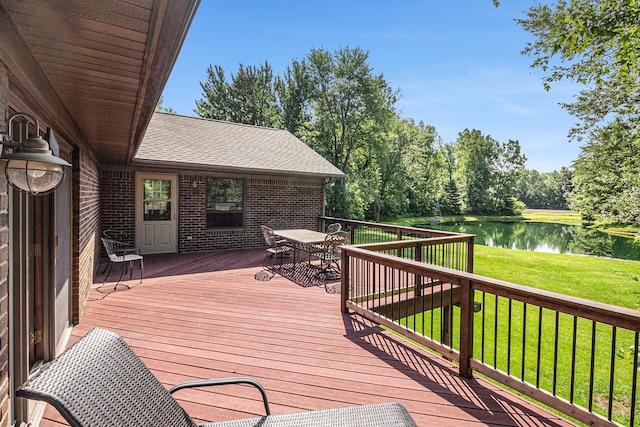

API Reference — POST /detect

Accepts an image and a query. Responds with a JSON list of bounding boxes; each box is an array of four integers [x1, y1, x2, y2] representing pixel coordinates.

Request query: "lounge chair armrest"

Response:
[[169, 377, 271, 415]]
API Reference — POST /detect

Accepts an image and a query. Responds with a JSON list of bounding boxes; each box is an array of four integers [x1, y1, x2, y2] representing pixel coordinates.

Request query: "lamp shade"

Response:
[[3, 135, 71, 195]]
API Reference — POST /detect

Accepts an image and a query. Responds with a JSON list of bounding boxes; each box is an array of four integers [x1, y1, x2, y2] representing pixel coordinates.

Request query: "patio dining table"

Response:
[[272, 229, 328, 267]]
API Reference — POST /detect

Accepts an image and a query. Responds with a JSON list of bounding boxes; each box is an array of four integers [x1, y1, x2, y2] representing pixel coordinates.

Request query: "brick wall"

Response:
[[100, 170, 135, 245], [73, 149, 101, 323], [0, 64, 9, 426], [180, 175, 324, 252], [101, 169, 325, 253]]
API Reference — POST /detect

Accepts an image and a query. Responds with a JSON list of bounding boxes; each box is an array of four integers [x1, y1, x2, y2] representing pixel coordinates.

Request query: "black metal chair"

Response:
[[326, 223, 341, 234], [16, 327, 418, 427], [100, 237, 144, 289], [309, 223, 343, 261], [260, 225, 293, 271], [101, 230, 140, 273], [317, 231, 348, 281], [265, 219, 291, 248]]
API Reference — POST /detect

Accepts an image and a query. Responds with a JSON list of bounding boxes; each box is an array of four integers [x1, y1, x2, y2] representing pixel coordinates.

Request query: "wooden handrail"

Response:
[[343, 244, 640, 330]]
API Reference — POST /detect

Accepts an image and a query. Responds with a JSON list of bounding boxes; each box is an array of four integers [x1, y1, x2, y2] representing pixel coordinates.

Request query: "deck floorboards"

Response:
[[38, 249, 577, 427]]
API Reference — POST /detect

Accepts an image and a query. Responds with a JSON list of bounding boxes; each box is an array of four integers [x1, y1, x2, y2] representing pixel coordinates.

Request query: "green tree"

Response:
[[569, 121, 640, 224], [491, 139, 526, 214], [367, 118, 442, 221], [545, 167, 573, 209], [455, 129, 497, 213], [516, 169, 546, 208], [435, 143, 462, 215], [518, 0, 640, 138], [516, 168, 573, 210], [275, 59, 313, 135], [440, 179, 463, 215], [400, 121, 443, 217], [195, 62, 280, 127], [303, 46, 399, 218]]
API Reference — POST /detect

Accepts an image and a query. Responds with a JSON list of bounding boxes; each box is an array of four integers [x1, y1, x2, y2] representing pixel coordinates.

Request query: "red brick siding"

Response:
[[100, 169, 324, 253], [179, 175, 324, 252], [100, 170, 136, 246], [0, 64, 9, 426], [73, 149, 100, 323]]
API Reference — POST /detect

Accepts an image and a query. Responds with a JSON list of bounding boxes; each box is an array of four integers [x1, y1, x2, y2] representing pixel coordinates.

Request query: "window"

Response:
[[206, 178, 244, 228], [143, 179, 172, 221]]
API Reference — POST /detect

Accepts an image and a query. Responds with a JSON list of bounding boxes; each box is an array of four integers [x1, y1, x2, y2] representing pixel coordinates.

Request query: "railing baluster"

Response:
[[507, 299, 512, 375], [631, 332, 638, 426], [481, 291, 486, 364], [439, 281, 444, 345], [608, 326, 616, 421], [553, 311, 559, 396], [430, 276, 435, 339], [494, 294, 499, 368], [536, 306, 542, 388], [521, 302, 527, 381], [570, 316, 578, 404], [449, 280, 454, 348], [588, 320, 596, 412]]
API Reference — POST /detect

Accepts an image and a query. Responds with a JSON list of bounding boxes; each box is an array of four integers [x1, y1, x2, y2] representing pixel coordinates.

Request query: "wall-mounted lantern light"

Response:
[[0, 112, 71, 195]]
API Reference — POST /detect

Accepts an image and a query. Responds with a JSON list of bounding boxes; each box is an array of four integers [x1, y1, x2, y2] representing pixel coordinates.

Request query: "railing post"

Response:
[[458, 278, 474, 378], [415, 241, 423, 296], [466, 236, 474, 273], [341, 249, 350, 313]]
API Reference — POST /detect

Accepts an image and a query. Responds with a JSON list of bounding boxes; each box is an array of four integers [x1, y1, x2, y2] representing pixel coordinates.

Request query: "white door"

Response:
[[135, 173, 178, 254]]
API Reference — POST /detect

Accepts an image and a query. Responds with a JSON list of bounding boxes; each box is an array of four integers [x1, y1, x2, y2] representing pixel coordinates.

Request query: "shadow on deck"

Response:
[[40, 249, 577, 427]]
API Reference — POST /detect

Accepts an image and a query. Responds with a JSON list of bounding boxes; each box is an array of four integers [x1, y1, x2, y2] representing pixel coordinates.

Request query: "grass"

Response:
[[473, 245, 640, 309]]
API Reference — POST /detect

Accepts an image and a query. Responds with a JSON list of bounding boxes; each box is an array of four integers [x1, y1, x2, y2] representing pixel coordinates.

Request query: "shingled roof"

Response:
[[134, 113, 345, 178]]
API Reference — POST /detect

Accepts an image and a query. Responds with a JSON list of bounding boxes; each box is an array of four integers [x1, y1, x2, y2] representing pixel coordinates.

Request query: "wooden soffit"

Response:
[[0, 0, 199, 164]]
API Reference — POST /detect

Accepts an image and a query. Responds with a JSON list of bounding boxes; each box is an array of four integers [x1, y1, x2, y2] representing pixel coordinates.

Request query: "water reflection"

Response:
[[419, 221, 640, 261]]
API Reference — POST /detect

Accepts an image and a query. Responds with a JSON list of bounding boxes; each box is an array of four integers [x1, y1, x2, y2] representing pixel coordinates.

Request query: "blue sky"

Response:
[[162, 1, 582, 173]]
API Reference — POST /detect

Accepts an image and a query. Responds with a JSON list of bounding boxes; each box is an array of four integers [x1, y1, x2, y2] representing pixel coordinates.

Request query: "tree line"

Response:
[[192, 46, 545, 221], [183, 0, 640, 227]]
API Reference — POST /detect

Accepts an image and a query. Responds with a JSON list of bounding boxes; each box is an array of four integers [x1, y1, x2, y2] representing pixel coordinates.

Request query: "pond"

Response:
[[418, 221, 640, 261]]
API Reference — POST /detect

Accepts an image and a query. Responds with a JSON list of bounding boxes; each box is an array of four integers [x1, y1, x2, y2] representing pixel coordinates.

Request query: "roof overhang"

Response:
[[0, 0, 200, 164], [131, 158, 347, 179]]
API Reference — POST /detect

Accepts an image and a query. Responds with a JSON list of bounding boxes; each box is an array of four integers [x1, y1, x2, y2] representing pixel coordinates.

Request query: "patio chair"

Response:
[[16, 327, 418, 427], [261, 225, 293, 271], [308, 223, 343, 263], [265, 219, 290, 247], [317, 231, 348, 280], [101, 229, 140, 273], [326, 222, 341, 234], [100, 236, 144, 290]]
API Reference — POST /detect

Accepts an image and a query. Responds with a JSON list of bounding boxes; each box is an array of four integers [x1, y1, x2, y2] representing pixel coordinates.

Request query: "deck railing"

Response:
[[325, 217, 640, 427], [317, 216, 475, 273]]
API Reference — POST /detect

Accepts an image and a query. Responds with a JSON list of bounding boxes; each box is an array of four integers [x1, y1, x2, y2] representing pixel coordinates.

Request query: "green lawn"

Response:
[[473, 244, 640, 310]]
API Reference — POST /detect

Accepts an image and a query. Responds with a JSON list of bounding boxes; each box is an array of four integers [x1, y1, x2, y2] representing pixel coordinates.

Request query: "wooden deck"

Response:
[[39, 249, 578, 427]]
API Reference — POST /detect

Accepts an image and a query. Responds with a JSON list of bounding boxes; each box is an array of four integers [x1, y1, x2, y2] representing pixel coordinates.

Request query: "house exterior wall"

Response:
[[0, 64, 10, 427], [101, 168, 325, 253], [100, 170, 136, 246], [73, 149, 101, 323]]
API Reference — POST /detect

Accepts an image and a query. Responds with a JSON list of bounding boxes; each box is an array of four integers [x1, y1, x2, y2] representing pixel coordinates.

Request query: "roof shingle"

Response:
[[134, 113, 345, 178]]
